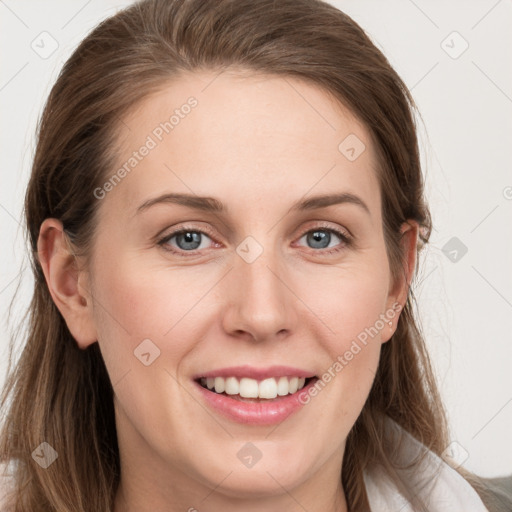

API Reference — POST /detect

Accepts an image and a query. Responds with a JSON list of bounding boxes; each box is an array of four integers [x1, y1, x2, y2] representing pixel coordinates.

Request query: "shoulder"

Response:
[[363, 417, 491, 512], [474, 474, 512, 512]]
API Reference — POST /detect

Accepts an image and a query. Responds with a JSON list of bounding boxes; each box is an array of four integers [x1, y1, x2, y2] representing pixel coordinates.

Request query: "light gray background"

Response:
[[1, 0, 511, 478]]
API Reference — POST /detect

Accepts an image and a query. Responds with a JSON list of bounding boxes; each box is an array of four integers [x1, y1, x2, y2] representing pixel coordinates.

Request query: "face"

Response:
[[71, 71, 409, 508]]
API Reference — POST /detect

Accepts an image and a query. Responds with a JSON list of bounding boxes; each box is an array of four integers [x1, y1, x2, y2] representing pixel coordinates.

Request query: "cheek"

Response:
[[88, 249, 229, 383], [302, 257, 390, 410], [92, 237, 204, 330], [313, 260, 391, 354], [88, 253, 199, 377]]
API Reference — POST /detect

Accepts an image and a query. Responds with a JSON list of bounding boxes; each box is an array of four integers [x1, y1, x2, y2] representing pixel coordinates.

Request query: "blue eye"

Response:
[[157, 225, 352, 257], [297, 228, 351, 254], [159, 229, 213, 253]]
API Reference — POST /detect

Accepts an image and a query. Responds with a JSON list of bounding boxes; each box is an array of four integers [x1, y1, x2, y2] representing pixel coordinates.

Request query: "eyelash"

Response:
[[157, 223, 352, 257]]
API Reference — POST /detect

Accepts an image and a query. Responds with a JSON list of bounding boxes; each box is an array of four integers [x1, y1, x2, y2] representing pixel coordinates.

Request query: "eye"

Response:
[[157, 223, 352, 257], [296, 226, 351, 254], [158, 228, 216, 255]]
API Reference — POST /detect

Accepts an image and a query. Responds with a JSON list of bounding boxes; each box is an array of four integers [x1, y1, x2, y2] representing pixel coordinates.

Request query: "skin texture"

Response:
[[37, 70, 418, 512]]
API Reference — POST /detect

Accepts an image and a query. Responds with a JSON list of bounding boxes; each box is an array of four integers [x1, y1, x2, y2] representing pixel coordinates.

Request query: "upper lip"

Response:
[[193, 365, 317, 381]]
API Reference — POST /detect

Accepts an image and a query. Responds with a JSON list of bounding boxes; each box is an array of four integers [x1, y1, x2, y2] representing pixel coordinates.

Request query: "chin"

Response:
[[205, 465, 306, 499], [192, 445, 313, 499]]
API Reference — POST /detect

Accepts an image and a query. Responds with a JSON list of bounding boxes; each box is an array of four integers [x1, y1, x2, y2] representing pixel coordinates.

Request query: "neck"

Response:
[[114, 476, 347, 512], [113, 401, 348, 512]]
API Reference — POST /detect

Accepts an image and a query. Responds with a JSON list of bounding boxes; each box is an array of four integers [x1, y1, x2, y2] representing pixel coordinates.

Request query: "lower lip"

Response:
[[194, 379, 317, 425]]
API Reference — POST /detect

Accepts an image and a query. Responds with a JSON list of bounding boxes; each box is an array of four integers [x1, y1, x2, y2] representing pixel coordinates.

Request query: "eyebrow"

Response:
[[136, 193, 225, 214], [289, 192, 370, 215], [135, 192, 370, 216]]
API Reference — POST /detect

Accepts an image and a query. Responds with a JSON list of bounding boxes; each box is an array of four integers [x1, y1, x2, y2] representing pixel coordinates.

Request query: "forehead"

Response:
[[105, 70, 381, 221]]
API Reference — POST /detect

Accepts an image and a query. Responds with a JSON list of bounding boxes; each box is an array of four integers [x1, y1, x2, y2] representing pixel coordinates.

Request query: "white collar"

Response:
[[363, 417, 489, 511]]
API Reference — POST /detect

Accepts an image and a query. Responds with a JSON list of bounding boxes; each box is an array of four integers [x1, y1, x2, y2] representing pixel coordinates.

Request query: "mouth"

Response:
[[192, 365, 319, 424], [195, 375, 317, 402]]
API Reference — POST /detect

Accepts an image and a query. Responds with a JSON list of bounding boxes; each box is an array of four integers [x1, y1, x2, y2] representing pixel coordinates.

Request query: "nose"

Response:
[[221, 242, 298, 344]]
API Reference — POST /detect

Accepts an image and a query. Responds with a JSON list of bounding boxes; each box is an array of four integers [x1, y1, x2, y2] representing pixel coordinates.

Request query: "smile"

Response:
[[198, 375, 310, 399], [193, 365, 319, 425]]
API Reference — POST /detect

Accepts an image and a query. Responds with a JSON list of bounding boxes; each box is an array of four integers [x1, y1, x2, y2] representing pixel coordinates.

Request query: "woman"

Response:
[[0, 0, 509, 510]]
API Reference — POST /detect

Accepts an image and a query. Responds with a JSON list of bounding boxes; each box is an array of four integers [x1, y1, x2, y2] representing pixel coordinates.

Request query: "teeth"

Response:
[[288, 377, 299, 394], [214, 377, 224, 393], [259, 378, 277, 399], [225, 377, 239, 395], [200, 376, 309, 398], [277, 376, 289, 396]]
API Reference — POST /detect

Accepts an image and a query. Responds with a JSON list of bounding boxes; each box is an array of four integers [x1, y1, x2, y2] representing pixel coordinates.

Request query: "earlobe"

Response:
[[382, 220, 419, 343], [37, 218, 98, 349]]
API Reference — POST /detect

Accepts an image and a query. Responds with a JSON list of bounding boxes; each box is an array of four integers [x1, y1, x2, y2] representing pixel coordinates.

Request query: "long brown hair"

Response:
[[0, 0, 499, 510]]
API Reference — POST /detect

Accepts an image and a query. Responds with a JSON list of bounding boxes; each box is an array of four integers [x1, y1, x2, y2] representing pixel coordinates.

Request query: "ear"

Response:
[[381, 220, 419, 342], [37, 218, 98, 349]]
